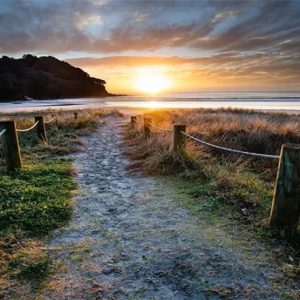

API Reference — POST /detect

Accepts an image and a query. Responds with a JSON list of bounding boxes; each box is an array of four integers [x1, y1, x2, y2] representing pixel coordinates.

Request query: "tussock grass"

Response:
[[125, 108, 300, 225], [0, 108, 122, 297], [146, 108, 300, 175]]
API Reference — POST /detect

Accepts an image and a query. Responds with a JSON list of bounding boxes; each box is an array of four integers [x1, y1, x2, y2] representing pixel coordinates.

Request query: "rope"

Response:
[[0, 128, 6, 139], [181, 131, 280, 159], [45, 118, 54, 124], [148, 122, 173, 133], [16, 121, 39, 132]]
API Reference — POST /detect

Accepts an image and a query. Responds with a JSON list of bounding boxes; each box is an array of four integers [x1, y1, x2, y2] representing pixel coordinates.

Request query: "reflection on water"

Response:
[[1, 93, 300, 114], [106, 100, 300, 110]]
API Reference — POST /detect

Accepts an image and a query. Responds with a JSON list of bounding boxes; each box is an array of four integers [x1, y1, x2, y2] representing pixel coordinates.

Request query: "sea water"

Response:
[[1, 91, 300, 114]]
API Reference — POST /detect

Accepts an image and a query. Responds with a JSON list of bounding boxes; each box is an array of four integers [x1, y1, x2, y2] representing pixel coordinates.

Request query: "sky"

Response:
[[0, 0, 300, 94]]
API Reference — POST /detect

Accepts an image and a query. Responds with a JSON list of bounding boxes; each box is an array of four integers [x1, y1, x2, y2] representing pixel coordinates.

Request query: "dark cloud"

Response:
[[0, 0, 299, 55]]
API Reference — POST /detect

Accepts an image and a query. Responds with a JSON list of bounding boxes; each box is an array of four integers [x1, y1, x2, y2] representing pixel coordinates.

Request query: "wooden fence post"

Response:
[[144, 117, 151, 137], [130, 116, 137, 129], [0, 120, 22, 171], [74, 112, 78, 120], [269, 144, 300, 235], [35, 116, 47, 143], [173, 124, 186, 153]]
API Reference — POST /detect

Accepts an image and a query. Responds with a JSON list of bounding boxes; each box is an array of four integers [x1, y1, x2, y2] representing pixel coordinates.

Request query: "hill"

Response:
[[0, 54, 112, 101]]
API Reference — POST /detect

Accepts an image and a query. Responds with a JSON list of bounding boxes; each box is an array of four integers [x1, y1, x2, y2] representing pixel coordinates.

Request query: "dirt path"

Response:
[[43, 117, 294, 299]]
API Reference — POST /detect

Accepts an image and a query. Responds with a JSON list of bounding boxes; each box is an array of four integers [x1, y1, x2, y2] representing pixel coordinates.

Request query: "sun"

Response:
[[133, 69, 170, 94]]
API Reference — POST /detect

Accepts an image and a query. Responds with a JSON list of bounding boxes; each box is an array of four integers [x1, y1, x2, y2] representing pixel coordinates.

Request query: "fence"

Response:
[[0, 112, 79, 172], [131, 115, 300, 235]]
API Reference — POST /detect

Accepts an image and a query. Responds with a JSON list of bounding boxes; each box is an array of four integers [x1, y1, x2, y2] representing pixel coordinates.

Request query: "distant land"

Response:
[[0, 54, 113, 101]]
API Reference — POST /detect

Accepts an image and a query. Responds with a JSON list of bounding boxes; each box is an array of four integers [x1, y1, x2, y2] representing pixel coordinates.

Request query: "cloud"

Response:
[[0, 0, 299, 56]]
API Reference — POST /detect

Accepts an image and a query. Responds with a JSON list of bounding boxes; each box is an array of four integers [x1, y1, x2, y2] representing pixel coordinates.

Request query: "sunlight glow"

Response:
[[133, 68, 171, 94], [147, 101, 161, 108]]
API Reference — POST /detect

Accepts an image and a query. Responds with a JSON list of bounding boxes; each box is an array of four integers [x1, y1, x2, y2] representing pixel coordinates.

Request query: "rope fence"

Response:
[[0, 111, 80, 172], [181, 131, 280, 159], [45, 118, 54, 124], [148, 122, 174, 133], [143, 118, 279, 159], [16, 120, 39, 132], [131, 114, 300, 233], [0, 128, 6, 139]]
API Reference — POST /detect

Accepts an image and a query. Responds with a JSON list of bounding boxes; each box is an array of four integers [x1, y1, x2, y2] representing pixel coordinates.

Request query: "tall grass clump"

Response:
[[146, 109, 300, 176]]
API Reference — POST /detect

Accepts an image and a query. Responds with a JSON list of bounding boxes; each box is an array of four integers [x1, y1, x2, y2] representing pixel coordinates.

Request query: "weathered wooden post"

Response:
[[144, 117, 151, 137], [173, 124, 186, 153], [130, 116, 137, 129], [74, 112, 78, 120], [0, 120, 22, 171], [35, 116, 47, 143], [270, 144, 300, 235]]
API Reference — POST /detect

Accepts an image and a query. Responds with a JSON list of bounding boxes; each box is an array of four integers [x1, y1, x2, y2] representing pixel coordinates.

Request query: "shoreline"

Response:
[[2, 96, 300, 120]]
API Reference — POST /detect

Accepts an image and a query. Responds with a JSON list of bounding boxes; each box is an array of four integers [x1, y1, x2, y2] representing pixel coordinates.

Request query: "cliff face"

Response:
[[0, 54, 111, 101]]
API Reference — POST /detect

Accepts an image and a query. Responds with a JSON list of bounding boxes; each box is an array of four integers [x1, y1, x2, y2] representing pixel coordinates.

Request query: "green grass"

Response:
[[0, 160, 75, 237], [167, 164, 273, 228]]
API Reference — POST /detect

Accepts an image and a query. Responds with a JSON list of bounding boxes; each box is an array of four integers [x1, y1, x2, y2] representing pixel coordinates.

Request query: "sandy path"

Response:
[[43, 116, 294, 300]]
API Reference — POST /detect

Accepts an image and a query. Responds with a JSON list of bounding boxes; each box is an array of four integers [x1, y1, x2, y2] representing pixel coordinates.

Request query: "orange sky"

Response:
[[68, 55, 300, 95]]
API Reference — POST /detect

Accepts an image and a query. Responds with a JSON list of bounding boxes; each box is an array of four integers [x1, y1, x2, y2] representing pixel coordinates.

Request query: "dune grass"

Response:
[[125, 108, 300, 234], [0, 108, 121, 297], [140, 108, 300, 174]]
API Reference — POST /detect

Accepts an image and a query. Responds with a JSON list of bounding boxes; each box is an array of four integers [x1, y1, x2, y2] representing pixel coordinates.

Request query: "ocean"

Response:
[[1, 91, 300, 114]]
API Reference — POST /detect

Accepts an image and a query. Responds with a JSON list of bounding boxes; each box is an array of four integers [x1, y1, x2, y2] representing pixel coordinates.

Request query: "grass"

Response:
[[140, 108, 300, 175], [0, 108, 122, 297], [124, 108, 300, 280], [0, 161, 75, 236]]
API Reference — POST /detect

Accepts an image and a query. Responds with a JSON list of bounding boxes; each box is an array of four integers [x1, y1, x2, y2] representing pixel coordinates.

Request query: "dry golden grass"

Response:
[[142, 108, 300, 176]]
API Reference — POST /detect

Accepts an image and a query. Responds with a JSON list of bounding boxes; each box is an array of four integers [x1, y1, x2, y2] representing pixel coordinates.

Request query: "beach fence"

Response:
[[131, 115, 300, 235], [0, 112, 79, 172]]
